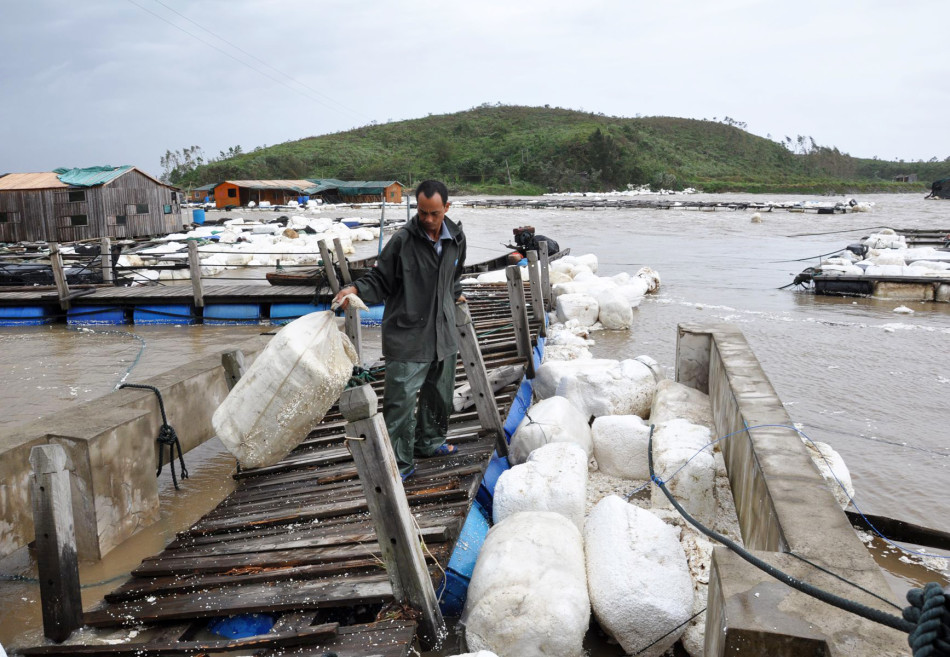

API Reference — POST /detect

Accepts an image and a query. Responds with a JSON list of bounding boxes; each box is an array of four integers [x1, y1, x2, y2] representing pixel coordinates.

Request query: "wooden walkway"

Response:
[[18, 285, 537, 656], [0, 283, 317, 308]]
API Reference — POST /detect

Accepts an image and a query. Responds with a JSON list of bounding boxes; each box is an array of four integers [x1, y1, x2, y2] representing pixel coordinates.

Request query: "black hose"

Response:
[[646, 426, 914, 634]]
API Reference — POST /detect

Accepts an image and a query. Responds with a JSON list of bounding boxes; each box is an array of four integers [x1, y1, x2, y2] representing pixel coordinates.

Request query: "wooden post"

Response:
[[30, 444, 82, 643], [340, 385, 446, 650], [49, 242, 70, 311], [100, 237, 113, 285], [455, 302, 509, 457], [318, 240, 341, 294], [506, 265, 535, 379], [332, 237, 352, 285], [221, 349, 246, 390], [539, 240, 552, 311], [187, 241, 204, 308], [526, 250, 545, 336], [344, 305, 362, 361]]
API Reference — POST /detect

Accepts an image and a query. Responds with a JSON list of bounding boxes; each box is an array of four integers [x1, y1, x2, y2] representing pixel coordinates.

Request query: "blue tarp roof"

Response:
[[53, 166, 134, 187]]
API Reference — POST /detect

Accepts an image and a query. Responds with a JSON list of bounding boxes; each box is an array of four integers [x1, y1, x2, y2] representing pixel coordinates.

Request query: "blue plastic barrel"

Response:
[[204, 303, 261, 325], [270, 302, 331, 325], [439, 502, 491, 615], [67, 306, 126, 325], [134, 304, 194, 325], [0, 306, 51, 326], [192, 208, 206, 225]]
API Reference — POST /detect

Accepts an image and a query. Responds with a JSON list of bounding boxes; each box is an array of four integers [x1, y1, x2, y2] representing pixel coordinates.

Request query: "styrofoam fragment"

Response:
[[538, 356, 661, 418], [802, 438, 854, 509]]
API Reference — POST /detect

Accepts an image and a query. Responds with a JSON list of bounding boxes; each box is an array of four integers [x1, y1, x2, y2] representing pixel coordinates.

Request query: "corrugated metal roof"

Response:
[[336, 180, 403, 195], [0, 172, 68, 190], [195, 183, 218, 191], [224, 180, 318, 193], [54, 165, 134, 187]]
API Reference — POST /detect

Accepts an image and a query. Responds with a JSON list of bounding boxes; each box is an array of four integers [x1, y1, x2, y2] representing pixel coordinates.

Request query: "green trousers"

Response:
[[383, 354, 457, 474]]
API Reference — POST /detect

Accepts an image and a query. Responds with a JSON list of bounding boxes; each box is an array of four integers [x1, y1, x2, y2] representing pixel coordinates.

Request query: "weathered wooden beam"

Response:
[[318, 240, 341, 295], [221, 349, 246, 391], [30, 444, 82, 643], [49, 242, 71, 311], [340, 385, 446, 650], [455, 302, 509, 457], [539, 240, 552, 311], [187, 241, 204, 308], [526, 250, 545, 334], [505, 265, 535, 379], [100, 237, 113, 285], [344, 304, 362, 361], [333, 238, 352, 285]]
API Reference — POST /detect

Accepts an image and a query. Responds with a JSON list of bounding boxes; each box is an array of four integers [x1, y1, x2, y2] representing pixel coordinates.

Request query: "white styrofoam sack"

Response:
[[448, 652, 499, 657], [650, 380, 714, 431], [585, 496, 693, 657], [463, 512, 590, 657], [212, 312, 357, 468], [555, 293, 599, 326], [820, 264, 865, 276], [307, 217, 335, 233], [509, 396, 593, 466], [493, 442, 588, 531], [636, 266, 661, 292], [591, 415, 651, 480], [543, 356, 661, 418], [650, 419, 716, 527], [594, 288, 633, 329], [476, 267, 529, 284], [869, 250, 907, 266], [616, 280, 648, 308], [802, 438, 854, 509]]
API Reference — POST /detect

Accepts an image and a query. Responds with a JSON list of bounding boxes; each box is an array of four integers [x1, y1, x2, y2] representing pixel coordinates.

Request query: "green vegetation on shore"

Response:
[[167, 105, 943, 195]]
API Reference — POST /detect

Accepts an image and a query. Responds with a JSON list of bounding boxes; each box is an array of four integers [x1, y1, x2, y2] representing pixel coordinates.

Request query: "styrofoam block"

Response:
[[509, 396, 593, 466], [494, 442, 588, 531], [591, 415, 651, 480], [463, 512, 589, 657], [650, 420, 716, 527], [585, 496, 692, 657], [555, 293, 599, 326]]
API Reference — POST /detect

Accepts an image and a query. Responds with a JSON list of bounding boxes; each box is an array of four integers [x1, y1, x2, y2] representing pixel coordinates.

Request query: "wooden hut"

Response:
[[311, 180, 403, 204], [188, 183, 218, 202], [0, 166, 183, 243], [213, 180, 318, 208]]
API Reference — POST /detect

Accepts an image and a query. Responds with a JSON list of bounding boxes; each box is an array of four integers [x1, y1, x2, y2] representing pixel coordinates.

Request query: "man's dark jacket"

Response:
[[353, 215, 466, 362]]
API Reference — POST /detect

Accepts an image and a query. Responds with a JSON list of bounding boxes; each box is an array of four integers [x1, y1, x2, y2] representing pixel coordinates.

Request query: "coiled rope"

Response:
[[646, 426, 950, 656], [117, 383, 189, 490]]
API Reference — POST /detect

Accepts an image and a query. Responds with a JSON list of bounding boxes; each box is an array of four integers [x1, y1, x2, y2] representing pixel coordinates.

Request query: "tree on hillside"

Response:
[[160, 146, 205, 184]]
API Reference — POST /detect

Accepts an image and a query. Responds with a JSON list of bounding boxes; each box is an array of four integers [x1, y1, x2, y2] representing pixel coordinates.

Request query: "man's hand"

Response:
[[456, 294, 467, 304], [332, 285, 359, 311]]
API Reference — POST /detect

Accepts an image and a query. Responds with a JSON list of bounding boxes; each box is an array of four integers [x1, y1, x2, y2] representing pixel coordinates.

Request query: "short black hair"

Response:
[[415, 180, 449, 204]]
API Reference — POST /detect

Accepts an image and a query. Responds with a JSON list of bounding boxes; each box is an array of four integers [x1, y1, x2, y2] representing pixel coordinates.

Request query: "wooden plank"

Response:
[[83, 573, 394, 627], [505, 266, 535, 379], [18, 623, 339, 655]]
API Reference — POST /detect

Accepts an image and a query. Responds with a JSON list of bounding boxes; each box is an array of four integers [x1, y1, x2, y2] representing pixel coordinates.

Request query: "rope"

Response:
[[117, 383, 189, 490], [905, 582, 950, 657], [345, 365, 376, 389]]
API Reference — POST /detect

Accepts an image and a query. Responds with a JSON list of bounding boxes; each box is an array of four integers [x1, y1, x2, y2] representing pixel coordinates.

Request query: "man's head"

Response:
[[415, 180, 450, 239]]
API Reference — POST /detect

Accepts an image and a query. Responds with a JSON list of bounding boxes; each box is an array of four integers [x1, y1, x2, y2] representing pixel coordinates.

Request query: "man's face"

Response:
[[416, 192, 450, 237]]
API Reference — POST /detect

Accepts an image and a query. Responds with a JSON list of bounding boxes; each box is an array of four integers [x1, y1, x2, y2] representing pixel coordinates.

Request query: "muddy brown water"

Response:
[[1, 193, 948, 651]]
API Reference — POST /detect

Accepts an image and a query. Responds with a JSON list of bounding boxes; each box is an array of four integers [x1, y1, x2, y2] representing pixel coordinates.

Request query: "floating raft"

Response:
[[458, 197, 861, 213], [18, 284, 541, 656]]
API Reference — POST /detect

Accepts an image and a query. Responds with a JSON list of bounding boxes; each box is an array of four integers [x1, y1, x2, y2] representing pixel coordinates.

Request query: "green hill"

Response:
[[169, 105, 943, 195]]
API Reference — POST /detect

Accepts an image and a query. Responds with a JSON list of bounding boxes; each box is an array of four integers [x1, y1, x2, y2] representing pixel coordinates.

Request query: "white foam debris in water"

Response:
[[893, 305, 914, 314]]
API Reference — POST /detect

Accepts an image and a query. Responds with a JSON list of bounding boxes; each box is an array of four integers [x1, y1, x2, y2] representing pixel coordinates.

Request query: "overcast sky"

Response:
[[2, 0, 947, 177]]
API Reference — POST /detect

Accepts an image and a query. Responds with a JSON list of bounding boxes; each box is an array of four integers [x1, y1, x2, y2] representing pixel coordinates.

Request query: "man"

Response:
[[333, 180, 466, 480]]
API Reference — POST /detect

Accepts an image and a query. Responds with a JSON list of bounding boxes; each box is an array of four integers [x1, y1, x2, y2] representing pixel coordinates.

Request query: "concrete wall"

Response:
[[675, 323, 906, 657], [0, 335, 269, 561]]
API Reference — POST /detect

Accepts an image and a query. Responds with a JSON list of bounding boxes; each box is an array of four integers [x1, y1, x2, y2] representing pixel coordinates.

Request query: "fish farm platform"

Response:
[[17, 285, 540, 656]]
